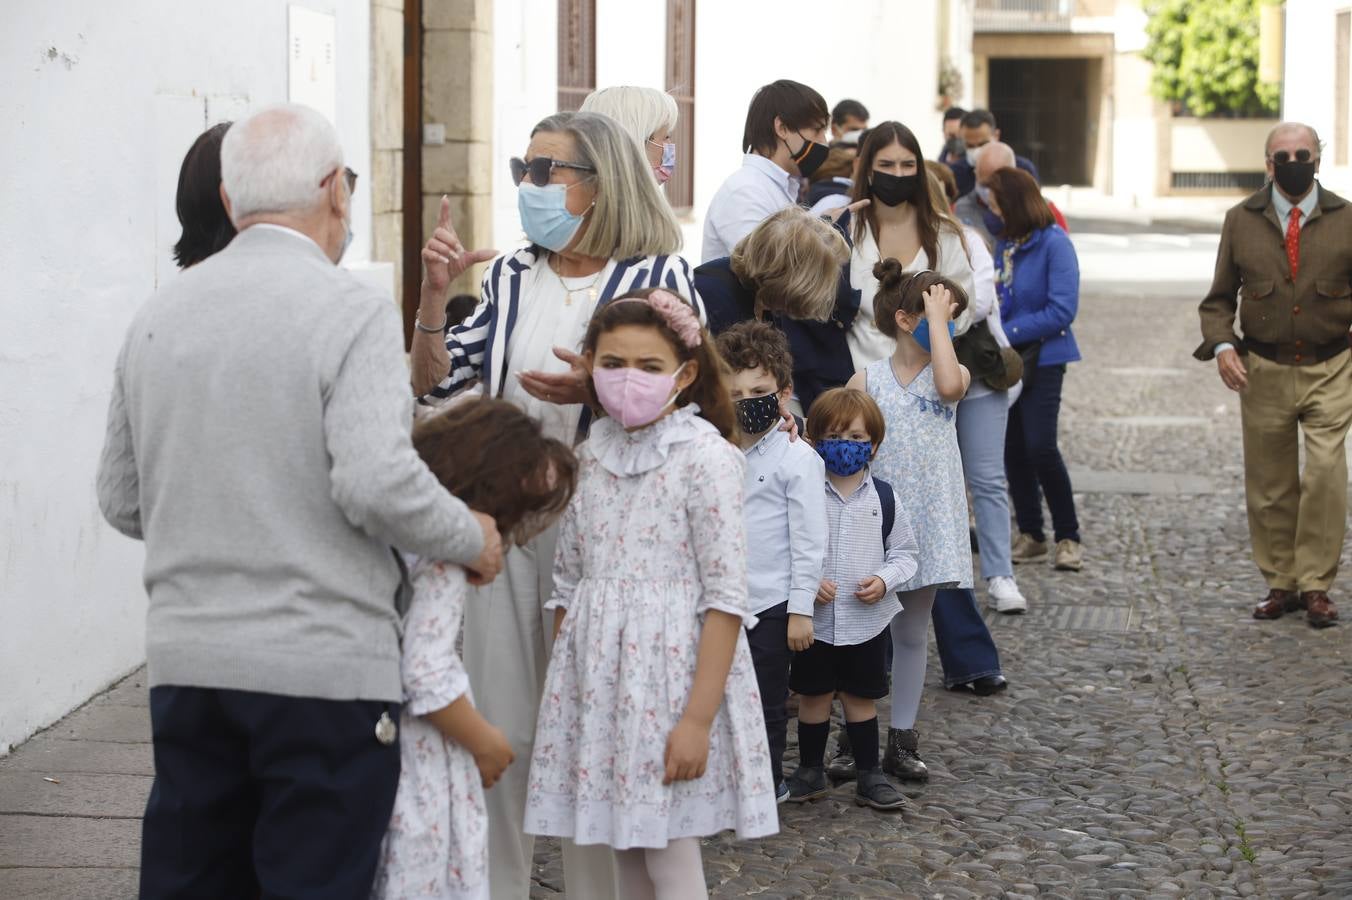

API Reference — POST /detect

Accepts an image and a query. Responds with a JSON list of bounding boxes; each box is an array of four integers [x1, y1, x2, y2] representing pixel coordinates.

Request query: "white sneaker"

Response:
[[987, 576, 1028, 614]]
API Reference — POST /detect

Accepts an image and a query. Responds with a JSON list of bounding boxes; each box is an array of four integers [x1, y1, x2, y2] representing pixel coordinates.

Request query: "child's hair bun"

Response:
[[872, 257, 905, 291]]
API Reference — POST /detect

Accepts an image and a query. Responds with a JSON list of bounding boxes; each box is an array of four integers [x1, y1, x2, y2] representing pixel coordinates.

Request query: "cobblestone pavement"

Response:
[[2, 219, 1349, 898]]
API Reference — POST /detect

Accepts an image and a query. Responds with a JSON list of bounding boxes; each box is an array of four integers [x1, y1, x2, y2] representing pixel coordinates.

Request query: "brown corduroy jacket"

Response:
[[1196, 185, 1352, 365]]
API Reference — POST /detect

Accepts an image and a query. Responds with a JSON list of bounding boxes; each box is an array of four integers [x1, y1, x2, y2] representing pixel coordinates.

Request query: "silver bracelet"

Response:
[[414, 314, 448, 334]]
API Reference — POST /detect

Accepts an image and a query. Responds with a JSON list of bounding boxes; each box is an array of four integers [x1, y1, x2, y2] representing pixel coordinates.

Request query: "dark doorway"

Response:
[[988, 58, 1096, 186]]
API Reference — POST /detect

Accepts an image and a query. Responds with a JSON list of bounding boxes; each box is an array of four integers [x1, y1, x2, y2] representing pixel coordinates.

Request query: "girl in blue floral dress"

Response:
[[846, 260, 973, 784]]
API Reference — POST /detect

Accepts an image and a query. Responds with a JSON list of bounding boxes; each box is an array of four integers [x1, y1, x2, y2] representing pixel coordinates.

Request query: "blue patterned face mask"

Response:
[[815, 439, 873, 476], [910, 318, 956, 354]]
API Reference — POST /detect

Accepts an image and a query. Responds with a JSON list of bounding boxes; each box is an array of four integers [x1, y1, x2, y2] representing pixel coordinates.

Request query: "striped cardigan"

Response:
[[423, 245, 702, 402]]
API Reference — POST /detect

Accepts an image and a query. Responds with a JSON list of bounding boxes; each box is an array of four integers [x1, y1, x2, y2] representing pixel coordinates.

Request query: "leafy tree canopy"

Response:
[[1143, 0, 1279, 118]]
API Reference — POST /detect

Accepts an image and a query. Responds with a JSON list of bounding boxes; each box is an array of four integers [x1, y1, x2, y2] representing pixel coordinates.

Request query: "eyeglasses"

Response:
[[510, 156, 596, 187], [1269, 149, 1316, 165], [322, 166, 359, 193]]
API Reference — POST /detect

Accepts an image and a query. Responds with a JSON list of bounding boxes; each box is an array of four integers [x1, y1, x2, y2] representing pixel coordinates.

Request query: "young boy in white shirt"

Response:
[[786, 387, 919, 810], [716, 321, 827, 802]]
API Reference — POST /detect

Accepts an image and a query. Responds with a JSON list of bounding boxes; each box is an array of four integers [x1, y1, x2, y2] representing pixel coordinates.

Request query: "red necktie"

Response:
[[1286, 207, 1302, 280]]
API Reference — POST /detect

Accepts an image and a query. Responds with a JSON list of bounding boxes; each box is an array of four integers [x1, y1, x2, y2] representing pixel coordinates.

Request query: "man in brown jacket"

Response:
[[1197, 122, 1352, 628]]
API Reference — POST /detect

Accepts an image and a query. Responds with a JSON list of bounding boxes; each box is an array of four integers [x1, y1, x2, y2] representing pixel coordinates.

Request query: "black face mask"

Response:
[[1273, 160, 1317, 198], [870, 170, 921, 207], [735, 393, 781, 436], [787, 134, 830, 178]]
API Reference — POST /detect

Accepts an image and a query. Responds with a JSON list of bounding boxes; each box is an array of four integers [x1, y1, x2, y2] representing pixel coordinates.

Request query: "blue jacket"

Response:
[[995, 225, 1081, 366], [694, 256, 859, 413]]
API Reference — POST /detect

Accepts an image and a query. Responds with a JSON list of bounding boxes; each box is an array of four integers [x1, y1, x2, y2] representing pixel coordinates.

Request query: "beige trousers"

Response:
[[1240, 351, 1352, 592], [462, 526, 619, 899]]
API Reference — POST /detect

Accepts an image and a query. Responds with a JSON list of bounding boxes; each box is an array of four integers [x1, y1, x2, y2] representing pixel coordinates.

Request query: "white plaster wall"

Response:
[[0, 0, 374, 751], [1170, 118, 1279, 172], [491, 0, 559, 249], [1282, 0, 1352, 195]]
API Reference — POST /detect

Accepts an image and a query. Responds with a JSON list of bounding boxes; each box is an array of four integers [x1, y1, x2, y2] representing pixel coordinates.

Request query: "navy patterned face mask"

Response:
[[815, 439, 873, 476], [735, 393, 781, 436]]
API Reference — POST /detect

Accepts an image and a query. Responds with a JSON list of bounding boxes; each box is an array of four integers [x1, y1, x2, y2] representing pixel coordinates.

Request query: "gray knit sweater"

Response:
[[96, 226, 483, 702]]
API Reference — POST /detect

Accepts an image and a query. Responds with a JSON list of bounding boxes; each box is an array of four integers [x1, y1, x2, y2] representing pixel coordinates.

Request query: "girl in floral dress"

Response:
[[845, 262, 973, 786], [525, 289, 779, 900], [373, 399, 578, 900]]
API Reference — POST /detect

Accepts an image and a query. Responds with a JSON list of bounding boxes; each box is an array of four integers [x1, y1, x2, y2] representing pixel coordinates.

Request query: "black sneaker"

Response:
[[882, 728, 930, 782], [826, 731, 857, 782], [775, 779, 789, 804], [855, 768, 907, 811], [784, 766, 829, 803]]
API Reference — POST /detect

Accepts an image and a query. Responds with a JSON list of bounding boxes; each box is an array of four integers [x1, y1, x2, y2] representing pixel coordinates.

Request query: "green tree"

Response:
[[1143, 0, 1280, 118]]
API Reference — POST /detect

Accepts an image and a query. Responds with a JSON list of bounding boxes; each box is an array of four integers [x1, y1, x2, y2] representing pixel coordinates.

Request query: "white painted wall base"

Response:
[[1, 0, 375, 751]]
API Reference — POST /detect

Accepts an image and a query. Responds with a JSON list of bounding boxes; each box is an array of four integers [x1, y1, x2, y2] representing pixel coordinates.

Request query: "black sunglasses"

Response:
[[322, 166, 359, 193], [1270, 149, 1315, 165], [510, 156, 596, 187]]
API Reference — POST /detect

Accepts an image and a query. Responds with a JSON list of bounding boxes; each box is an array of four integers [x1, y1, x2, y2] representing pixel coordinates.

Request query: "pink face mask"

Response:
[[592, 363, 686, 429]]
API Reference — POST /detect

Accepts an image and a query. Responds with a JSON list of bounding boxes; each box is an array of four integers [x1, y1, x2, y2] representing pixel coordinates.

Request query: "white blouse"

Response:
[[847, 220, 977, 372], [502, 261, 614, 445]]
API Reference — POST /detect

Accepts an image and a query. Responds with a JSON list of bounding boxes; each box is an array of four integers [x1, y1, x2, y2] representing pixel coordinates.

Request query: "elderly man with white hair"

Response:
[[97, 103, 503, 898]]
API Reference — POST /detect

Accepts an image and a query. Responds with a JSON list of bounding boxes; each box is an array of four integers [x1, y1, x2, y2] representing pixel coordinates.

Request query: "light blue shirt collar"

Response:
[[1272, 183, 1319, 231], [742, 153, 800, 205]]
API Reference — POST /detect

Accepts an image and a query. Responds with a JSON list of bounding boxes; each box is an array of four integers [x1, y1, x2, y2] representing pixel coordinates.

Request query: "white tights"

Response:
[[889, 586, 938, 730], [613, 837, 707, 900]]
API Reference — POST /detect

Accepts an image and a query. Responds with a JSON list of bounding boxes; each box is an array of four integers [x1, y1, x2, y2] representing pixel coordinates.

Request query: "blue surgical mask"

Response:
[[518, 183, 589, 251], [910, 318, 956, 354], [816, 439, 873, 477]]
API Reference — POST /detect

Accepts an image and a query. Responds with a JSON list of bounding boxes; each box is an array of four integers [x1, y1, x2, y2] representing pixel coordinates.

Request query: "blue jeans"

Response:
[[1005, 364, 1081, 544], [931, 588, 1004, 688], [957, 389, 1013, 580]]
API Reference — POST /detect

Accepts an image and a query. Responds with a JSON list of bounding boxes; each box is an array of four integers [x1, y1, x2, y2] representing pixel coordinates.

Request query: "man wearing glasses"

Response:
[[1197, 122, 1352, 629]]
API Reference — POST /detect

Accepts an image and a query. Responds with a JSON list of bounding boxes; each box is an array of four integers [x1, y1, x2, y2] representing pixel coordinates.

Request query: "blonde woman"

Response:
[[580, 85, 679, 185], [410, 111, 698, 900], [695, 206, 851, 411]]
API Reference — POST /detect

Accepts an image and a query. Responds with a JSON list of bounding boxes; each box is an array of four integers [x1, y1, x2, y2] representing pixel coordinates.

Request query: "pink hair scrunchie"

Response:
[[612, 289, 703, 348]]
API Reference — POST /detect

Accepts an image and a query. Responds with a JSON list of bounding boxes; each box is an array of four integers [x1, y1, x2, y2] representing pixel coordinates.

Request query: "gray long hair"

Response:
[[531, 112, 683, 259]]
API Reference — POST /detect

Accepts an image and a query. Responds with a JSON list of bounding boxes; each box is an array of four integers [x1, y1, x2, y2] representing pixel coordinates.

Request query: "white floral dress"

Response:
[[372, 560, 488, 900], [524, 406, 779, 849]]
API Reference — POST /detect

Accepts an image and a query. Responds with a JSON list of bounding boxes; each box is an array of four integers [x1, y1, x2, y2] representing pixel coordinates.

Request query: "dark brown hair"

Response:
[[807, 387, 886, 448], [716, 320, 794, 391], [173, 122, 236, 268], [986, 167, 1055, 240], [871, 261, 969, 340], [742, 79, 829, 156], [851, 122, 942, 269], [412, 398, 578, 546], [582, 288, 739, 442]]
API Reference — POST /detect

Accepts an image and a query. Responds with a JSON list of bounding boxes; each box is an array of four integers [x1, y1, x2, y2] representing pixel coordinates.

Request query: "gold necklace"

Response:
[[550, 256, 605, 306]]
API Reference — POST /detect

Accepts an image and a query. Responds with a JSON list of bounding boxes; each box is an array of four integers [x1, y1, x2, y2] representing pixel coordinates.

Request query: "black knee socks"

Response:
[[846, 718, 879, 772], [797, 720, 830, 769]]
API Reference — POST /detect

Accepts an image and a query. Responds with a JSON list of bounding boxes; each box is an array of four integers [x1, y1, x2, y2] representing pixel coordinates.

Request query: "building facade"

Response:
[[1282, 0, 1352, 196]]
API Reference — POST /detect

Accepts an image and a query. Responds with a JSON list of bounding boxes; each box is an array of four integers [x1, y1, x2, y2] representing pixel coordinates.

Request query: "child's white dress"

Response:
[[372, 560, 488, 900], [524, 406, 779, 849]]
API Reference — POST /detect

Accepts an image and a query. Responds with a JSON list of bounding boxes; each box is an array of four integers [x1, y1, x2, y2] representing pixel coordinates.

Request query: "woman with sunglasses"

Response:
[[580, 85, 679, 187], [409, 110, 695, 900]]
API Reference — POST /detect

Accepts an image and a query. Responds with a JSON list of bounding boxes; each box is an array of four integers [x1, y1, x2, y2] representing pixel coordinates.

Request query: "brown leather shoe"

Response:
[[1253, 589, 1299, 619], [1303, 591, 1339, 628]]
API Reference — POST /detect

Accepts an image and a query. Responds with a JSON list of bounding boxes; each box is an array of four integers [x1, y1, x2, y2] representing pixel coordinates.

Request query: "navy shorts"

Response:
[[789, 627, 891, 700]]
